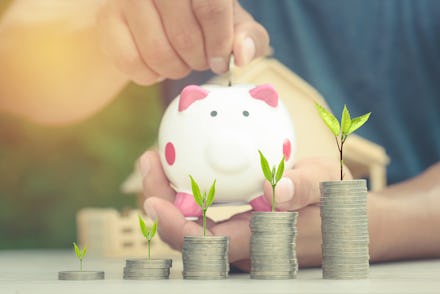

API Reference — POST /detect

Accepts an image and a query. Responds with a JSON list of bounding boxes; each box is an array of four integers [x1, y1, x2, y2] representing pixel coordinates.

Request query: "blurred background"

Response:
[[0, 83, 163, 249]]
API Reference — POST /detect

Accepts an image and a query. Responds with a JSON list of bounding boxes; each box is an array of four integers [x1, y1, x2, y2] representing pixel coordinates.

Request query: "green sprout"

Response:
[[73, 242, 87, 272], [189, 176, 216, 237], [258, 150, 285, 212], [138, 215, 158, 259], [316, 103, 371, 180]]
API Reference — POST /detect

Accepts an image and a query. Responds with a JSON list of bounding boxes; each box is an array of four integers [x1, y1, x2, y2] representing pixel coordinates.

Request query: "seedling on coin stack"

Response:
[[316, 103, 371, 280], [73, 242, 86, 272], [181, 176, 229, 280], [258, 150, 285, 212], [123, 216, 172, 280], [189, 175, 216, 237], [58, 242, 104, 280], [249, 151, 299, 280], [138, 216, 157, 259]]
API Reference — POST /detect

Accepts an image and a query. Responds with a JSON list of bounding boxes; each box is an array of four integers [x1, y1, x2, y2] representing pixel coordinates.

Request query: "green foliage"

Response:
[[315, 103, 371, 180], [189, 176, 216, 237], [0, 83, 162, 249], [73, 242, 87, 259], [73, 242, 87, 271], [138, 215, 158, 259], [138, 215, 157, 241], [315, 103, 340, 136], [258, 150, 285, 212]]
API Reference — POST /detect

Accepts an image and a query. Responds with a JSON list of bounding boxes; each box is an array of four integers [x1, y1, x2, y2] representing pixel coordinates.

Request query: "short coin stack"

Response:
[[58, 271, 104, 280], [123, 258, 172, 280], [320, 180, 369, 279], [250, 212, 298, 279], [182, 236, 229, 280]]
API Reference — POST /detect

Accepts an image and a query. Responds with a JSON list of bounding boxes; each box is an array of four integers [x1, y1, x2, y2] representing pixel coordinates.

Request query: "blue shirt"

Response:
[[163, 0, 440, 185]]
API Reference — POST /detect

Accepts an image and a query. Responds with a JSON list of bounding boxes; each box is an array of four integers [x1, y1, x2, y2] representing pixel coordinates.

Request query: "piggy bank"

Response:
[[158, 84, 295, 217]]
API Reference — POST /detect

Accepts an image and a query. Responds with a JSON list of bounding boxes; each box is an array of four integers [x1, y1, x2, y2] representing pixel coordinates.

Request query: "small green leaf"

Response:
[[348, 112, 371, 135], [206, 180, 216, 207], [315, 103, 340, 136], [80, 246, 87, 259], [341, 105, 352, 135], [258, 150, 272, 182], [190, 175, 203, 207], [275, 156, 285, 183], [149, 219, 158, 241], [73, 242, 80, 258], [138, 215, 148, 238]]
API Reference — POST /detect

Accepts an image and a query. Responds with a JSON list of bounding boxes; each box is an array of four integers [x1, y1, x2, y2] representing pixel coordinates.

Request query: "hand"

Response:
[[97, 0, 270, 85], [139, 150, 361, 270]]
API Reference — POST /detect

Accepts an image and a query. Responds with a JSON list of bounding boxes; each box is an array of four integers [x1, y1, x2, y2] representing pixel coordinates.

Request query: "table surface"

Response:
[[1, 250, 439, 294]]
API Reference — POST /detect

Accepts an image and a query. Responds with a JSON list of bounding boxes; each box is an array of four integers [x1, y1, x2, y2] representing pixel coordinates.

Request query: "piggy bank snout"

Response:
[[205, 131, 253, 174]]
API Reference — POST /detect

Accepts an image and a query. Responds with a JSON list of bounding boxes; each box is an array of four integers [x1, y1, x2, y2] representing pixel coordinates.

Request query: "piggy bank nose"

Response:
[[205, 132, 252, 174]]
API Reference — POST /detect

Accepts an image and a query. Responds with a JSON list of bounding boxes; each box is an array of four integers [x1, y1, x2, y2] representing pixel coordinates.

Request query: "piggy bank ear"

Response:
[[178, 85, 209, 112], [249, 84, 278, 107]]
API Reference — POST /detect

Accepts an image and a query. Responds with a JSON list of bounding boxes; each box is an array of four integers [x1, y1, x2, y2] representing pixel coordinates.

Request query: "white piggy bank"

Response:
[[158, 84, 295, 217]]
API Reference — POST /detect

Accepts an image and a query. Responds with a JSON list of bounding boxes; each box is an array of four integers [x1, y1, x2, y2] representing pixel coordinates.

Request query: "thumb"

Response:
[[263, 157, 353, 211], [232, 1, 270, 66]]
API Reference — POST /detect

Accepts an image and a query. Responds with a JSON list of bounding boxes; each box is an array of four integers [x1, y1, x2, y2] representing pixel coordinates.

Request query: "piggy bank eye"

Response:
[[210, 110, 218, 117], [242, 110, 250, 117]]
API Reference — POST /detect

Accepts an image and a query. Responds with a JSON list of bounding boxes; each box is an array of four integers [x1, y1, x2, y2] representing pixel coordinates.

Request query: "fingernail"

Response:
[[242, 37, 256, 65], [274, 178, 295, 203], [139, 155, 150, 177], [209, 57, 227, 74], [144, 199, 157, 220]]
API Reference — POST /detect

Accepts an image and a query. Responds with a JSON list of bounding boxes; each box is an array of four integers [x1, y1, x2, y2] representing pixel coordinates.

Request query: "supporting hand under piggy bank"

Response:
[[158, 84, 296, 218]]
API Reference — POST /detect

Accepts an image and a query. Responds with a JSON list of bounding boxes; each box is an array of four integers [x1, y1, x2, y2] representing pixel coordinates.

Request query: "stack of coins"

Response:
[[182, 236, 229, 280], [250, 212, 298, 279], [320, 180, 369, 279], [123, 258, 172, 280], [58, 271, 105, 280]]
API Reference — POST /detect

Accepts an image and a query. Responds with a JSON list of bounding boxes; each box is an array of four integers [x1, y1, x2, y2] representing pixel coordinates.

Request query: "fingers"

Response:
[[97, 2, 161, 85], [263, 157, 353, 211], [144, 197, 209, 251], [123, 0, 191, 79], [98, 0, 270, 83], [192, 0, 234, 74], [154, 0, 208, 71], [232, 1, 270, 66], [145, 196, 252, 263], [139, 150, 175, 202], [210, 212, 252, 263], [295, 206, 323, 267]]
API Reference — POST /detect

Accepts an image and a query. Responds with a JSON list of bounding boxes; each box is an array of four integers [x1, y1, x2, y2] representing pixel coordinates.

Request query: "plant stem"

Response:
[[80, 259, 83, 272], [340, 137, 346, 181], [203, 209, 207, 237], [272, 185, 276, 212], [148, 240, 151, 259]]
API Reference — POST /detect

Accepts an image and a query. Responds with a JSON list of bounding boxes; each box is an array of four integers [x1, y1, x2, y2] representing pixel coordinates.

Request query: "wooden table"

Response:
[[1, 250, 439, 294]]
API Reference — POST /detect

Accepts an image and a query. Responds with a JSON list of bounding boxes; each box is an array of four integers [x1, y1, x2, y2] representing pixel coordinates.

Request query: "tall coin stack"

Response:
[[123, 258, 172, 280], [320, 179, 369, 279], [182, 236, 229, 280], [250, 212, 298, 279]]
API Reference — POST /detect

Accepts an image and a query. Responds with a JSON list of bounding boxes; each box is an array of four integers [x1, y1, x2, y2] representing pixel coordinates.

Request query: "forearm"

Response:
[[0, 0, 128, 125], [370, 162, 440, 262]]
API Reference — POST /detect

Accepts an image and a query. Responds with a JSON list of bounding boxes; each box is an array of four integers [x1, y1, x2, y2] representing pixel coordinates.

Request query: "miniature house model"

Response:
[[77, 58, 389, 257]]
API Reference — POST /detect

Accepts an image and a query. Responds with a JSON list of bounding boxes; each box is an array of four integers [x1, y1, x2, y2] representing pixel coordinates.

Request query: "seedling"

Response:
[[73, 242, 87, 272], [189, 176, 216, 237], [316, 103, 371, 180], [258, 150, 285, 212], [138, 215, 158, 259]]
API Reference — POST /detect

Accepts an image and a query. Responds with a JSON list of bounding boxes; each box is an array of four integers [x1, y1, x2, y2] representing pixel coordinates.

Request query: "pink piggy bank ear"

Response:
[[178, 85, 209, 112], [249, 84, 278, 107]]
